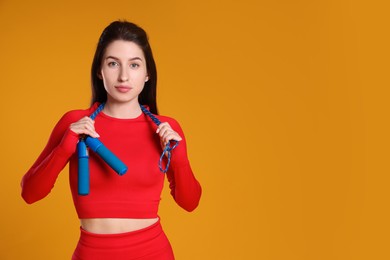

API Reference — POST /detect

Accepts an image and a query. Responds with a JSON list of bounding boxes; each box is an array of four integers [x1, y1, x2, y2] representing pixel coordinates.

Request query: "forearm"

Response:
[[169, 161, 202, 212], [21, 147, 71, 203], [21, 128, 79, 204]]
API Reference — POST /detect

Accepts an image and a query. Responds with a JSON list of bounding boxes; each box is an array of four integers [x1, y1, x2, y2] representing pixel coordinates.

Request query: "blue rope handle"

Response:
[[77, 103, 128, 195], [140, 105, 179, 173]]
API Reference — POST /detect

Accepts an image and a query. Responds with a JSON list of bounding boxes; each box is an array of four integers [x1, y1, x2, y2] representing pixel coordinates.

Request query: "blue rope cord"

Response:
[[89, 103, 178, 173], [90, 103, 105, 120], [140, 105, 179, 173]]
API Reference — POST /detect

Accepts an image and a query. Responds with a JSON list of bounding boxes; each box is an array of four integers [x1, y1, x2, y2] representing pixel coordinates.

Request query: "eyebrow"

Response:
[[105, 56, 143, 62]]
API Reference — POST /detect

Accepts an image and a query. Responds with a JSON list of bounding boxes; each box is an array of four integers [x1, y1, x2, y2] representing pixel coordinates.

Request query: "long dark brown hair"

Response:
[[90, 20, 158, 114]]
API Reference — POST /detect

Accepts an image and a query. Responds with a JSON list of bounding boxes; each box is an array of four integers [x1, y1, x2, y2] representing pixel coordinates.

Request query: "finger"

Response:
[[159, 128, 171, 138], [158, 124, 174, 138], [162, 132, 182, 144], [71, 122, 95, 133], [76, 116, 94, 125], [156, 122, 170, 134], [72, 117, 95, 129], [70, 126, 100, 138], [160, 127, 174, 139], [70, 119, 100, 137]]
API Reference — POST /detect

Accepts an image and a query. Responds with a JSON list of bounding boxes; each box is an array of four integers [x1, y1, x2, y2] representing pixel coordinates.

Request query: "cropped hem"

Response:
[[74, 200, 160, 219]]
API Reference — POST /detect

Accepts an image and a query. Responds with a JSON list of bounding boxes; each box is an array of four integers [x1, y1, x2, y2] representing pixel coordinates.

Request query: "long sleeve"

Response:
[[21, 111, 81, 204], [166, 119, 202, 212]]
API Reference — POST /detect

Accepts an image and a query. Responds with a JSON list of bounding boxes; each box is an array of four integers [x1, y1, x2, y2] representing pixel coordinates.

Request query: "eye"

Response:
[[108, 61, 119, 67], [130, 63, 140, 69]]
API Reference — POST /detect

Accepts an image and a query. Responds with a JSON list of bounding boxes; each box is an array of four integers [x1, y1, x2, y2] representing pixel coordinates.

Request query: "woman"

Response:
[[21, 20, 202, 259]]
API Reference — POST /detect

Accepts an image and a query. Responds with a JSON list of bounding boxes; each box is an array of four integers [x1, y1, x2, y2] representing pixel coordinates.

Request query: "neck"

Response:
[[103, 100, 142, 119]]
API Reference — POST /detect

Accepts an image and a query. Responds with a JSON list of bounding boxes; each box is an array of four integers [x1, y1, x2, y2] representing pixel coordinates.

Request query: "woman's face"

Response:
[[99, 40, 149, 104]]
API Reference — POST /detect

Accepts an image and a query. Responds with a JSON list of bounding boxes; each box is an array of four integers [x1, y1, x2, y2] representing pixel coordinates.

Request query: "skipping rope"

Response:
[[77, 103, 179, 195]]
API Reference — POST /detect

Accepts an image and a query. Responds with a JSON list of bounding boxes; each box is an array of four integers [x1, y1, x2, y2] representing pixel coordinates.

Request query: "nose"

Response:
[[119, 67, 129, 82]]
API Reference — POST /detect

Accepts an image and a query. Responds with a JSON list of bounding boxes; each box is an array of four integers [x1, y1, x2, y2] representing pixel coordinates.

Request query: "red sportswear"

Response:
[[21, 103, 202, 218]]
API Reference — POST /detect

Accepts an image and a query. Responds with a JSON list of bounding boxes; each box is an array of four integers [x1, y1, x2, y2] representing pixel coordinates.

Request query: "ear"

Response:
[[97, 71, 103, 80], [145, 75, 149, 82]]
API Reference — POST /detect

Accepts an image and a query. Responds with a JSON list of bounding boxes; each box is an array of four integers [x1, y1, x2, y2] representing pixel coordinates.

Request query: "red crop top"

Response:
[[21, 103, 202, 218]]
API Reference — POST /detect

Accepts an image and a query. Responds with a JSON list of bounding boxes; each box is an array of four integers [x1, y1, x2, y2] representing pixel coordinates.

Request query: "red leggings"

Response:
[[72, 219, 174, 260]]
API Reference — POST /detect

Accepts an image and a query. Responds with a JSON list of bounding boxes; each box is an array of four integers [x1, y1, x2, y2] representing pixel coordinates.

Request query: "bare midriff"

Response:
[[80, 217, 159, 234]]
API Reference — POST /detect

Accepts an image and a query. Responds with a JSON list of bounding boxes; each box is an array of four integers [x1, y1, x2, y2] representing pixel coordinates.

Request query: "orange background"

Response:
[[1, 0, 390, 259]]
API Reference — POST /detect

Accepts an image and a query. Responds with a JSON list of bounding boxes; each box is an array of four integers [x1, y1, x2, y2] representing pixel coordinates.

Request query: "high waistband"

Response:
[[73, 219, 174, 259]]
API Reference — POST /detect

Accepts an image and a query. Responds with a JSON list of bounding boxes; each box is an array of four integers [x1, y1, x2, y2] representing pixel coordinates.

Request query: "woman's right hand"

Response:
[[69, 116, 100, 138]]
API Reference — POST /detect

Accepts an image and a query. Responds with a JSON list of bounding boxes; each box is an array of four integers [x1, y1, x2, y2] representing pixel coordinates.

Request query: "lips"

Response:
[[115, 85, 132, 93]]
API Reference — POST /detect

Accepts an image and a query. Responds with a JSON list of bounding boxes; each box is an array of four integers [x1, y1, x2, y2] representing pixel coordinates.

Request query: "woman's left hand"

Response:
[[156, 122, 182, 149]]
